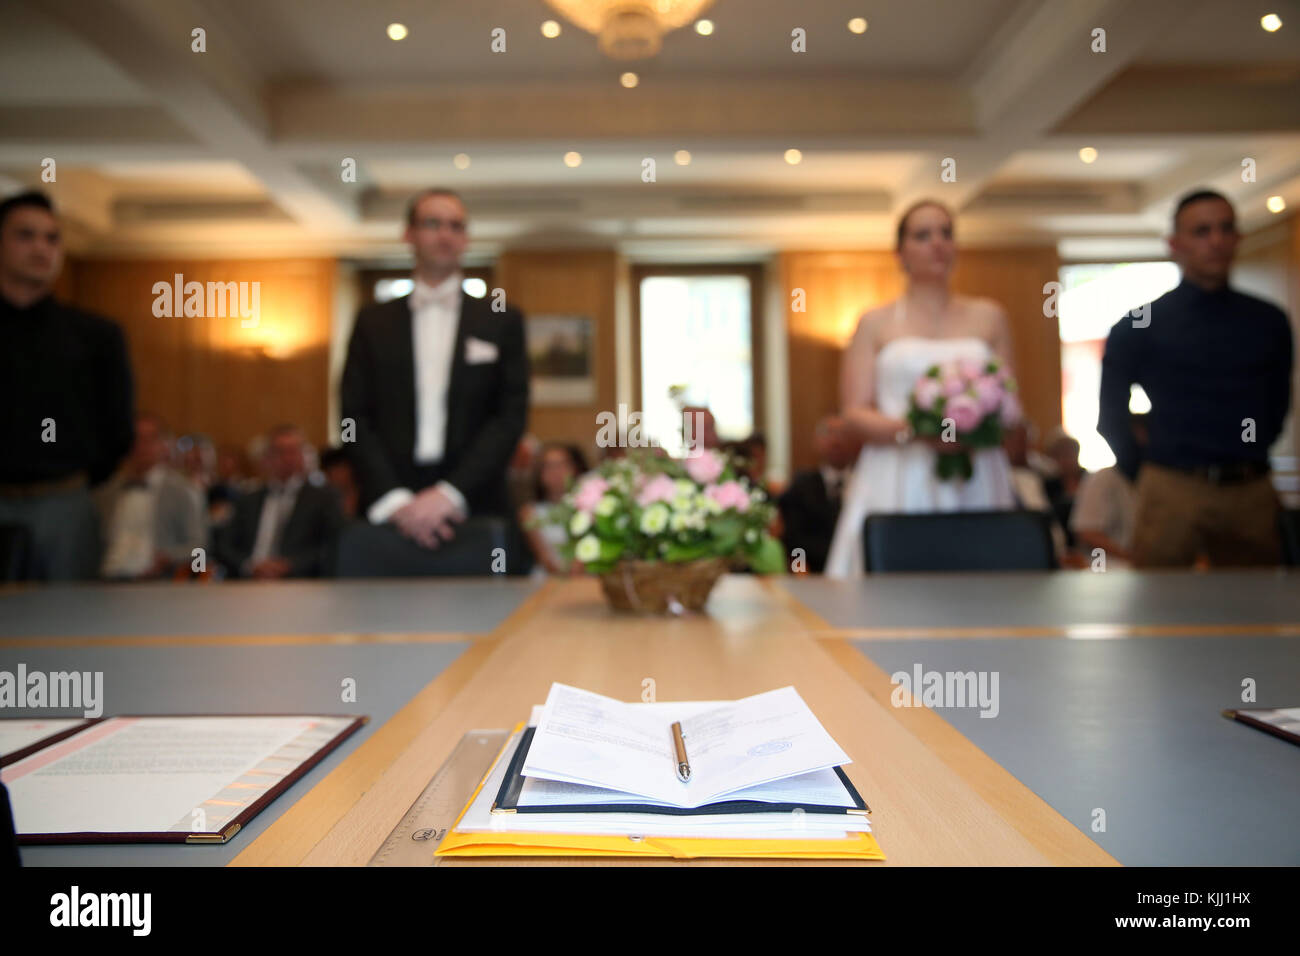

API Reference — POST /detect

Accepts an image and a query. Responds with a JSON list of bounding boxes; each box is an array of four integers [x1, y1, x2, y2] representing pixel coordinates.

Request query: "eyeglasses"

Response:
[[412, 217, 466, 234]]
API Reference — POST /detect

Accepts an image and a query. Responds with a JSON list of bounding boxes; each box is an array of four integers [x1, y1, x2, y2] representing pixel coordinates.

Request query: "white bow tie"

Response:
[[411, 281, 460, 310]]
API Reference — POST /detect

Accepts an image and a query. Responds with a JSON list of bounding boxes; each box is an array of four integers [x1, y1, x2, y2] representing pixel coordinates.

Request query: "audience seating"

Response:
[[863, 510, 1057, 573], [0, 524, 34, 582]]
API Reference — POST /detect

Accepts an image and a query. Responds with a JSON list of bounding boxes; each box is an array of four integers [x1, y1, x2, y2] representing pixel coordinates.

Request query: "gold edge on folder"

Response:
[[489, 804, 516, 814], [1221, 709, 1238, 719]]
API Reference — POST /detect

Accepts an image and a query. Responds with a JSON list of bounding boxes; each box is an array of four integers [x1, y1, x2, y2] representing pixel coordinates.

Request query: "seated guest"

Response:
[[214, 425, 344, 579], [1004, 423, 1069, 563], [1042, 428, 1086, 548], [1071, 414, 1148, 566], [319, 447, 360, 520], [0, 190, 134, 581], [341, 187, 529, 549], [97, 413, 207, 580], [520, 443, 588, 575], [508, 434, 541, 512], [207, 443, 251, 527], [778, 416, 859, 574], [1100, 189, 1293, 566], [681, 405, 719, 452]]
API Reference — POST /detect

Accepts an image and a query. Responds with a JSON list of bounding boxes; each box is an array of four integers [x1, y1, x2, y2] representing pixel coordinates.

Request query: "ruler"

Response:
[[368, 729, 511, 867]]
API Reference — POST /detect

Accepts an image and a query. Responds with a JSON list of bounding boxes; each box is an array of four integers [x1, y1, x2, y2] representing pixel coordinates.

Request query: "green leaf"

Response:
[[748, 534, 786, 574]]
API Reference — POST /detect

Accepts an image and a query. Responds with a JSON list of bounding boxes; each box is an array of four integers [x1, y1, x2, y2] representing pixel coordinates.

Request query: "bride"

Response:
[[824, 200, 1017, 578]]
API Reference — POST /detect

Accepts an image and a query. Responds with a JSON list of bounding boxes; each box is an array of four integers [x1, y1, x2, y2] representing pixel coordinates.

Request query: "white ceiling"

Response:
[[2, 0, 1297, 260]]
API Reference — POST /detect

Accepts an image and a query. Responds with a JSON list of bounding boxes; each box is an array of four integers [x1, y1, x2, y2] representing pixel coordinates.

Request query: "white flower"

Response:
[[574, 534, 601, 563], [670, 511, 691, 532], [595, 494, 619, 517], [744, 528, 758, 543], [639, 503, 670, 535], [569, 511, 593, 536]]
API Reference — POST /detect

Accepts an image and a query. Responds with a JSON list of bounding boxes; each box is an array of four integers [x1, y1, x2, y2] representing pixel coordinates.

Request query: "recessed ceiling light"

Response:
[[695, 19, 714, 36], [848, 18, 868, 34], [564, 151, 582, 168], [1267, 195, 1286, 213], [620, 71, 639, 88], [674, 150, 691, 166], [1261, 13, 1282, 32], [453, 153, 471, 170], [541, 19, 561, 38], [784, 148, 802, 165], [1078, 146, 1099, 164], [386, 23, 408, 41]]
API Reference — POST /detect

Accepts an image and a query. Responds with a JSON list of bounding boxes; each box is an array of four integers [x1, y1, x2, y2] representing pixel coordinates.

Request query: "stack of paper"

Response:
[[437, 684, 886, 860]]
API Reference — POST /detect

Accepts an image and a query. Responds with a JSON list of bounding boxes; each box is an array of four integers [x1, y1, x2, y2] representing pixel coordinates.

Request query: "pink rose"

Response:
[[683, 449, 724, 484], [945, 394, 982, 433], [706, 480, 750, 512], [941, 374, 966, 398], [973, 375, 1003, 415], [913, 377, 942, 411], [998, 392, 1023, 428], [572, 476, 608, 513], [636, 473, 677, 507], [957, 357, 985, 381]]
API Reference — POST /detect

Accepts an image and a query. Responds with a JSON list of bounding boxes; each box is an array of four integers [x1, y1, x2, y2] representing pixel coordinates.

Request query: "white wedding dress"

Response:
[[823, 330, 1016, 579]]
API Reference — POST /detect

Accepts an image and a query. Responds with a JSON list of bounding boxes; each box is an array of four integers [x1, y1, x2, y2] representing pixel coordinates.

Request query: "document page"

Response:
[[2, 715, 355, 837], [0, 718, 88, 760], [523, 684, 850, 807]]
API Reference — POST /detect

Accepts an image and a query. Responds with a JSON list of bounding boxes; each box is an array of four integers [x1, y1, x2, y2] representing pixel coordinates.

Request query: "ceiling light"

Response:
[[784, 148, 802, 165], [564, 151, 583, 168], [695, 19, 714, 36], [1260, 13, 1282, 32], [674, 150, 691, 166], [386, 23, 408, 41], [545, 0, 715, 59], [620, 71, 639, 88], [453, 153, 471, 170], [542, 19, 562, 37], [1266, 195, 1286, 213], [1078, 146, 1099, 164], [848, 18, 868, 34]]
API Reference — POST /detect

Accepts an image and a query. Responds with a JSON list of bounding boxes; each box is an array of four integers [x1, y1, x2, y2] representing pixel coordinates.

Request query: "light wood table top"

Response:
[[233, 575, 1116, 866]]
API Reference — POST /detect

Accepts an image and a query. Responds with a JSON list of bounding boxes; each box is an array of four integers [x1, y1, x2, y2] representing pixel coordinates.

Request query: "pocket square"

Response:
[[465, 336, 499, 364]]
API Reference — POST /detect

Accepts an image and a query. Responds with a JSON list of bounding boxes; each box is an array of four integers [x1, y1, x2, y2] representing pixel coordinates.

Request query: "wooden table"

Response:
[[231, 576, 1120, 866]]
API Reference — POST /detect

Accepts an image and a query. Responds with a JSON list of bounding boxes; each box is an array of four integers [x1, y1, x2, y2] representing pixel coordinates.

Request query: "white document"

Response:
[[522, 684, 851, 808], [0, 718, 88, 759], [459, 732, 869, 841], [1, 715, 354, 836]]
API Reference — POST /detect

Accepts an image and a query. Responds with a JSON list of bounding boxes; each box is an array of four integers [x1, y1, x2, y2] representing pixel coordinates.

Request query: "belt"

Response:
[[0, 471, 89, 498], [1164, 461, 1271, 485]]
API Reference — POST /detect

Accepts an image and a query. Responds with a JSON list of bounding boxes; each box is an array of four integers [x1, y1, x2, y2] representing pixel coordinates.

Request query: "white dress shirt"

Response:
[[367, 272, 469, 524], [247, 474, 304, 571], [101, 465, 165, 578]]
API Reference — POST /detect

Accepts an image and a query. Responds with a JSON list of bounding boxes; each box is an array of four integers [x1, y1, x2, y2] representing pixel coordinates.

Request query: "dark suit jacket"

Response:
[[778, 469, 841, 574], [214, 482, 344, 578], [340, 291, 529, 517]]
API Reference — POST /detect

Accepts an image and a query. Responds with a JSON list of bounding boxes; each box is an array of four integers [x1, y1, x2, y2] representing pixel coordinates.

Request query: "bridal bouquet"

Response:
[[548, 449, 785, 577], [907, 357, 1022, 481]]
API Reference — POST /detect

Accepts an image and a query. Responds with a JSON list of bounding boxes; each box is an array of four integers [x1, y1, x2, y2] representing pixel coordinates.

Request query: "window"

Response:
[[1058, 262, 1180, 470]]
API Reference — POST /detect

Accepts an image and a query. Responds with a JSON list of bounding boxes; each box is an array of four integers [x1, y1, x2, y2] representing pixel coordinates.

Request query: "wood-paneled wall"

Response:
[[779, 247, 1063, 471], [65, 258, 336, 451], [495, 249, 619, 464]]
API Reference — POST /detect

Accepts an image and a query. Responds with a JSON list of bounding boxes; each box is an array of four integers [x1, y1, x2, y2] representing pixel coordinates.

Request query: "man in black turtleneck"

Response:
[[1099, 189, 1293, 567], [0, 191, 134, 580]]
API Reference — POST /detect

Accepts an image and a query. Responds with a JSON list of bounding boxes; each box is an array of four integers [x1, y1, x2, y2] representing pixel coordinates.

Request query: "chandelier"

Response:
[[544, 0, 715, 59]]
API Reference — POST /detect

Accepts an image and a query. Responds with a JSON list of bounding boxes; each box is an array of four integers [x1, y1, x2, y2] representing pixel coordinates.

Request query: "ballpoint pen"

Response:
[[670, 721, 691, 782]]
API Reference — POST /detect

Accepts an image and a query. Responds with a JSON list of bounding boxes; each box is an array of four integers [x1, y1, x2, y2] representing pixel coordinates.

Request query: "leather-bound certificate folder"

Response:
[[1222, 707, 1300, 747], [0, 714, 365, 845]]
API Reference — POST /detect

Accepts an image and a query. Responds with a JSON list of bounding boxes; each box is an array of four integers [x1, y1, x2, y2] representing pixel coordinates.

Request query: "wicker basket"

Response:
[[597, 557, 728, 614]]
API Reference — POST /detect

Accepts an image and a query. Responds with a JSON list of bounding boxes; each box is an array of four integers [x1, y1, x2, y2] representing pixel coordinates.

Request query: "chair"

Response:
[[1280, 509, 1300, 567], [863, 510, 1056, 573], [0, 524, 34, 582], [335, 516, 527, 576]]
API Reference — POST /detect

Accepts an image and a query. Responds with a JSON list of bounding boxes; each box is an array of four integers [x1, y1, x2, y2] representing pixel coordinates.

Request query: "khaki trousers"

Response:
[[1132, 463, 1282, 568]]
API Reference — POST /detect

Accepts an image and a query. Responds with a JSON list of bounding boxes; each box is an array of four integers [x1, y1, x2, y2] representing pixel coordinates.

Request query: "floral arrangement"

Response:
[[547, 449, 785, 575], [907, 357, 1022, 481]]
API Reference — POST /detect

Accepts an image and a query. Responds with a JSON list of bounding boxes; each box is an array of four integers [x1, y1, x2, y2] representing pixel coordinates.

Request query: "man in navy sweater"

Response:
[[1099, 190, 1293, 566]]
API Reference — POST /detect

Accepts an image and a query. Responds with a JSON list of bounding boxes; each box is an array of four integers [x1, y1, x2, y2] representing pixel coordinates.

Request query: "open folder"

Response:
[[436, 685, 886, 861]]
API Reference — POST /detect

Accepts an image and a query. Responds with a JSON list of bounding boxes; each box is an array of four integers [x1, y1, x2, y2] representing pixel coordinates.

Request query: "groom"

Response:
[[341, 188, 529, 549]]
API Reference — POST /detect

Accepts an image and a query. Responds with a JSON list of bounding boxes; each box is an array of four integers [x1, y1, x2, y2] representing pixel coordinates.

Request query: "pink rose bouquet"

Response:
[[907, 357, 1021, 481]]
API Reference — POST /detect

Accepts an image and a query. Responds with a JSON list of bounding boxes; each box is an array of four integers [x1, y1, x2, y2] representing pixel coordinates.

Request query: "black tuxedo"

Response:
[[214, 482, 344, 578], [341, 291, 529, 516], [778, 468, 843, 574]]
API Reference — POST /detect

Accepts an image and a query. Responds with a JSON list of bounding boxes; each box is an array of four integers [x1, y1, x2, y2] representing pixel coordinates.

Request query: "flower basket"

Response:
[[598, 557, 728, 614]]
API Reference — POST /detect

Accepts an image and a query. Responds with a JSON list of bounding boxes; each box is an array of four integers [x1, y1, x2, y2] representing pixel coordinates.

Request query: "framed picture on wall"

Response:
[[526, 315, 596, 405]]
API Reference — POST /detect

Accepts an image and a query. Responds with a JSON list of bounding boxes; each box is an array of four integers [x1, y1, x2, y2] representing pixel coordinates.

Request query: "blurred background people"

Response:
[[508, 434, 542, 512], [1072, 413, 1148, 566], [779, 416, 861, 574], [520, 442, 589, 575], [342, 188, 529, 550], [1042, 426, 1086, 549], [318, 447, 360, 521], [214, 424, 343, 579], [1100, 190, 1293, 567], [0, 191, 134, 581], [97, 413, 206, 580]]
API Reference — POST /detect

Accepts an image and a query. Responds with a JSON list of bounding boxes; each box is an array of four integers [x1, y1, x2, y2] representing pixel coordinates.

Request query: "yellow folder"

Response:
[[435, 725, 886, 861]]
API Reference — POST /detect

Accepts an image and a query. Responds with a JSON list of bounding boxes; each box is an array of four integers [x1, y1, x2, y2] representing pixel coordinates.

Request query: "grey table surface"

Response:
[[4, 641, 469, 866], [0, 577, 541, 638], [787, 569, 1300, 630], [854, 635, 1300, 865]]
